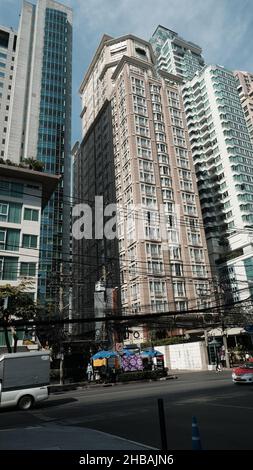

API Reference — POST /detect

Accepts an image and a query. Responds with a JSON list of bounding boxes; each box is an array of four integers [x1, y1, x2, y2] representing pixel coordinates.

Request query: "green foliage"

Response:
[[22, 158, 44, 172], [0, 281, 38, 353], [0, 281, 37, 321], [141, 336, 190, 348], [0, 157, 44, 172]]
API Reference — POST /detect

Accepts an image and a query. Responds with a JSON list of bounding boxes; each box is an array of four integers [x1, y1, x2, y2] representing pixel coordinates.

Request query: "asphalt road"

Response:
[[1, 370, 253, 450]]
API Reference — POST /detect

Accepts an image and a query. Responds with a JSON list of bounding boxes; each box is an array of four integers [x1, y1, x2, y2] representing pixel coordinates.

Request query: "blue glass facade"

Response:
[[37, 8, 71, 304]]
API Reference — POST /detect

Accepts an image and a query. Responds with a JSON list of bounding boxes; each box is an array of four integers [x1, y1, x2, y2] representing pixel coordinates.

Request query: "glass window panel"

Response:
[[24, 208, 39, 221], [8, 203, 22, 223], [0, 202, 8, 221], [20, 262, 36, 277], [6, 229, 20, 251], [2, 257, 18, 280], [22, 234, 38, 249]]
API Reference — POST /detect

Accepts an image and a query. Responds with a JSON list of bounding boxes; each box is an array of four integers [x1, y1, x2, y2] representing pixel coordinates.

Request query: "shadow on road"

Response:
[[0, 397, 78, 414], [37, 397, 78, 409]]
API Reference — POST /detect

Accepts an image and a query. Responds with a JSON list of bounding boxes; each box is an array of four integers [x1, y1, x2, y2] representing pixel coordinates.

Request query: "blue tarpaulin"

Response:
[[91, 350, 119, 359], [141, 350, 163, 358]]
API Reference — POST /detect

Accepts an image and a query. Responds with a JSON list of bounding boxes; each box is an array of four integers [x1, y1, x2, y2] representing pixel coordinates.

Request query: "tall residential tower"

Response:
[[183, 65, 253, 301], [0, 26, 17, 160], [150, 25, 205, 82], [234, 70, 253, 145], [74, 34, 211, 343]]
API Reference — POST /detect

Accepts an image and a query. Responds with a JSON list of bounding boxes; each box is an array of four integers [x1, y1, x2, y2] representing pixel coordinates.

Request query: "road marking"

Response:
[[0, 426, 42, 432], [208, 403, 253, 411], [29, 412, 56, 421], [91, 428, 157, 450]]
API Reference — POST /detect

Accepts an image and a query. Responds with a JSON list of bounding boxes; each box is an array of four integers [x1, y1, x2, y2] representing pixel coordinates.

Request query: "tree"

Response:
[[22, 158, 45, 172], [0, 281, 37, 353]]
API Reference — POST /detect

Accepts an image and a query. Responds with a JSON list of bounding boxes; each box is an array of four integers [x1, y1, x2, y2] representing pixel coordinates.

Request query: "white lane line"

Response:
[[208, 403, 253, 411], [91, 428, 157, 450], [0, 426, 42, 432]]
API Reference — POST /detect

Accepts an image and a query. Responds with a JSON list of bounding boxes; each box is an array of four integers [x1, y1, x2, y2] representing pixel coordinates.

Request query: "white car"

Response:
[[232, 362, 253, 383]]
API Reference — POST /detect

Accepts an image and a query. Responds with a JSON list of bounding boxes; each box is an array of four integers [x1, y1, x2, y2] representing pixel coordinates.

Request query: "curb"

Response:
[[49, 375, 178, 393]]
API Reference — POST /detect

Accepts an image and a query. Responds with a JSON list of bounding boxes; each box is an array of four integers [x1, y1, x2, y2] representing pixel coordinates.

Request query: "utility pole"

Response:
[[215, 276, 230, 368], [1, 297, 12, 353], [59, 262, 64, 385]]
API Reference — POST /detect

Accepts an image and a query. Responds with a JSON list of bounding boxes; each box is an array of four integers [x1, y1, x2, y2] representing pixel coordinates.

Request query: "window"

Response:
[[8, 203, 22, 223], [0, 228, 20, 251], [0, 181, 23, 198], [0, 202, 22, 224], [24, 208, 39, 222], [170, 246, 181, 260], [0, 229, 6, 249], [20, 262, 36, 277], [173, 281, 186, 297], [0, 203, 8, 221], [135, 47, 147, 57], [192, 264, 207, 277], [175, 301, 188, 311], [22, 234, 38, 249], [151, 300, 168, 312], [0, 257, 18, 281], [149, 280, 166, 295], [6, 229, 20, 251], [148, 261, 164, 274], [172, 263, 183, 276], [146, 243, 162, 257]]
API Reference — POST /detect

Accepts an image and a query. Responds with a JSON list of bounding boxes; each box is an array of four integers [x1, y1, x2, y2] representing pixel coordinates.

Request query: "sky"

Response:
[[0, 0, 252, 145]]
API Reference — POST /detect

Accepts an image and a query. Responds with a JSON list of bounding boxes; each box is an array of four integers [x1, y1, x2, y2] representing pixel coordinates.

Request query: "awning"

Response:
[[206, 327, 245, 337]]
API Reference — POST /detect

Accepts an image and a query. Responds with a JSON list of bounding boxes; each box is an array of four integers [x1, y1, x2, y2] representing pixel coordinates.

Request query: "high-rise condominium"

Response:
[[150, 25, 205, 82], [3, 0, 72, 306], [234, 70, 253, 145], [183, 65, 253, 302], [74, 34, 211, 343], [0, 26, 17, 159]]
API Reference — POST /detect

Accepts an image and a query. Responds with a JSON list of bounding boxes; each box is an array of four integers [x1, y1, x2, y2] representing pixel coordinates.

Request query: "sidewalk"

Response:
[[0, 423, 156, 450], [49, 374, 178, 393]]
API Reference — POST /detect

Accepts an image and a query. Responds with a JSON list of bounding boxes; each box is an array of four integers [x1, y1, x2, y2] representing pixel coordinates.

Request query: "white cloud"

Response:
[[71, 0, 252, 70], [1, 0, 252, 142]]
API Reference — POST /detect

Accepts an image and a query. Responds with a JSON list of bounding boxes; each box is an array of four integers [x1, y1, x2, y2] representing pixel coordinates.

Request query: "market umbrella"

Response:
[[91, 350, 119, 360], [122, 348, 136, 356], [140, 350, 163, 358]]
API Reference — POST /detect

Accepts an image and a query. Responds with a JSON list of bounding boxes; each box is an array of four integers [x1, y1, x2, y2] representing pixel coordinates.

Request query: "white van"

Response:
[[0, 351, 50, 410]]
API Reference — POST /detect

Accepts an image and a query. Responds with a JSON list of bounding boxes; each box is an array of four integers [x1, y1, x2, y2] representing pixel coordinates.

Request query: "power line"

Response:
[[1, 293, 252, 328], [1, 237, 252, 277], [2, 186, 253, 237]]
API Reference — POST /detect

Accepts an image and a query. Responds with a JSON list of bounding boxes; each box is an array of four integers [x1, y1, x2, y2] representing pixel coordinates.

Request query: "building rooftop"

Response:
[[0, 164, 60, 207]]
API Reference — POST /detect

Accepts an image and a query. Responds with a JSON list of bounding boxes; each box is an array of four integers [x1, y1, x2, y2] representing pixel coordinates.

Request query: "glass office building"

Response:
[[5, 0, 72, 307]]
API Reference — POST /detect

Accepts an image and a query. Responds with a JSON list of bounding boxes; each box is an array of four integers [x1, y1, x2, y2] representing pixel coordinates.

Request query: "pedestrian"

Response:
[[220, 351, 226, 368], [230, 351, 235, 366], [86, 362, 93, 383], [94, 369, 100, 383], [216, 356, 222, 372]]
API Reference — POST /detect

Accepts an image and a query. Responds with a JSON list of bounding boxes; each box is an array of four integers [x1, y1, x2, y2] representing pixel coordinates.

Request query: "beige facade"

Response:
[[0, 26, 17, 160], [234, 71, 253, 145], [79, 35, 211, 342]]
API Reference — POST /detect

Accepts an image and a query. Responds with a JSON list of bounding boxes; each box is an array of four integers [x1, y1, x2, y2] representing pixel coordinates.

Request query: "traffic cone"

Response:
[[192, 416, 202, 450]]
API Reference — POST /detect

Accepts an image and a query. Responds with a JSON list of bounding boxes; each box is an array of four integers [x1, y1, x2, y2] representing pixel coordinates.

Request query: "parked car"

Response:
[[232, 362, 253, 384]]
